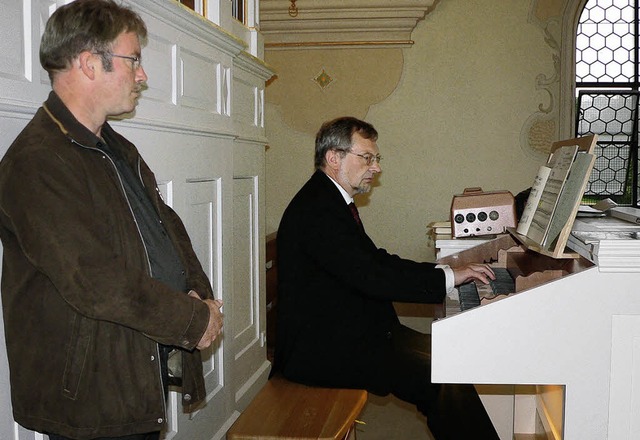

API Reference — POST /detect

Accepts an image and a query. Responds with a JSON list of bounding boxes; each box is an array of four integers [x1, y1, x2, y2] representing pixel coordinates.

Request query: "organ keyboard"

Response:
[[431, 219, 640, 439], [457, 267, 515, 311]]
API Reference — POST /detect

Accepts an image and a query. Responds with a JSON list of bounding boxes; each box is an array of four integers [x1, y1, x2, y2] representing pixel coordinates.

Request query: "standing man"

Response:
[[274, 116, 500, 439], [0, 1, 223, 439]]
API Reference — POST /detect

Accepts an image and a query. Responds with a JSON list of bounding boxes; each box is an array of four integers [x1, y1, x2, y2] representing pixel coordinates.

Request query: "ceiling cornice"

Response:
[[260, 0, 440, 49]]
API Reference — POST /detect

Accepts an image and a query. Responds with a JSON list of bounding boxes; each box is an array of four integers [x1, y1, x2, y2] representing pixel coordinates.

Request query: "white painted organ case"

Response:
[[431, 222, 640, 440]]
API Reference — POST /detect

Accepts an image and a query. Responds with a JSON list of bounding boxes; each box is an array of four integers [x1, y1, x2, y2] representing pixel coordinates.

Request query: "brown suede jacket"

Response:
[[0, 92, 213, 439]]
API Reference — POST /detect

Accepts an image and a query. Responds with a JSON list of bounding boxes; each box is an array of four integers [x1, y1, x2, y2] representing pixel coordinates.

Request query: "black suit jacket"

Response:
[[274, 170, 447, 394]]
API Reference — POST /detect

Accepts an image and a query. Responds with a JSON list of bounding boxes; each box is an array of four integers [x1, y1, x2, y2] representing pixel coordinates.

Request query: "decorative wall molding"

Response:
[[235, 51, 276, 81], [260, 0, 440, 49], [559, 0, 589, 140], [520, 0, 588, 159], [519, 0, 565, 160]]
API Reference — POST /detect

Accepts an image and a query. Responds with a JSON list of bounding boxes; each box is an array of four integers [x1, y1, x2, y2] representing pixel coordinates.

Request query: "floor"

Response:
[[345, 316, 436, 439], [352, 394, 542, 440], [352, 393, 434, 440]]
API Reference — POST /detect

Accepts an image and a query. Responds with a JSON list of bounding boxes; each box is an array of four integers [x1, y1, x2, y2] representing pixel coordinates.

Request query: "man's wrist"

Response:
[[435, 264, 455, 293]]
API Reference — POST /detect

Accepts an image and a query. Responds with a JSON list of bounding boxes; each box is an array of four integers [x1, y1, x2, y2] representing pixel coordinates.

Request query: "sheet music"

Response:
[[542, 152, 595, 250], [517, 165, 551, 236], [526, 145, 579, 244]]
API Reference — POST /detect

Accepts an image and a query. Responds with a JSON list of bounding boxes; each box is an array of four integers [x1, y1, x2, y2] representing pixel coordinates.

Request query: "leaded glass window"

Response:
[[576, 0, 640, 206]]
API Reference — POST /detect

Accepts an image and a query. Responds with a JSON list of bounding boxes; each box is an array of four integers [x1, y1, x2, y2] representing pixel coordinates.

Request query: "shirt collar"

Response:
[[324, 173, 354, 205]]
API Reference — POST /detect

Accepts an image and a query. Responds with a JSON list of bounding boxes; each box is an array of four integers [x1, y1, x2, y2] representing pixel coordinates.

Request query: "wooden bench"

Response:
[[226, 376, 368, 440]]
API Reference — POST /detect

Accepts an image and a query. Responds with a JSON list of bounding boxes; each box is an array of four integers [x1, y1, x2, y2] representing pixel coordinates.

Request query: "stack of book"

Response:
[[610, 206, 640, 225], [427, 221, 452, 237]]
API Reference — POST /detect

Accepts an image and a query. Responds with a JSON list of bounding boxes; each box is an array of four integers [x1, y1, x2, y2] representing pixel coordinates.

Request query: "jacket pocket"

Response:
[[62, 315, 92, 400]]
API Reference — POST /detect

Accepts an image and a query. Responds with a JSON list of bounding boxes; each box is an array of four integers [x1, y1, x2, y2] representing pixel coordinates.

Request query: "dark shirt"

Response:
[[98, 132, 187, 389], [98, 133, 187, 293]]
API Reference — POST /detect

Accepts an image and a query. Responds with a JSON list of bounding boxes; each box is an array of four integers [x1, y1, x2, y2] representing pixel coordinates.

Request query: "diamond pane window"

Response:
[[576, 0, 640, 206], [577, 92, 638, 198]]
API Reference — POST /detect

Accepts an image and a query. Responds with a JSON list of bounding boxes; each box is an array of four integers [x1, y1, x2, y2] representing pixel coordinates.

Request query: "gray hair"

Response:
[[314, 117, 378, 169]]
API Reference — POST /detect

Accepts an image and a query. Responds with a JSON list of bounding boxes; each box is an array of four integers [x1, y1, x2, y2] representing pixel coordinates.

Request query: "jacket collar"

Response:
[[42, 91, 102, 147], [312, 170, 355, 209], [42, 91, 137, 165], [315, 170, 352, 205]]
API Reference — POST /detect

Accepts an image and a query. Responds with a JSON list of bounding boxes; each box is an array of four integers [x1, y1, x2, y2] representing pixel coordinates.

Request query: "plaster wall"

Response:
[[265, 0, 563, 261]]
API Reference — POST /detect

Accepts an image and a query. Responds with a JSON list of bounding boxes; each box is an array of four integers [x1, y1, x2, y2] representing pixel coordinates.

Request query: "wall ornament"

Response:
[[288, 0, 298, 17]]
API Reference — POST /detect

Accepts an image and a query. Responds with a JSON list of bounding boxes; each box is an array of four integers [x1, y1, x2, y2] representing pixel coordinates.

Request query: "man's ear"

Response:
[[325, 149, 342, 171], [78, 51, 97, 80]]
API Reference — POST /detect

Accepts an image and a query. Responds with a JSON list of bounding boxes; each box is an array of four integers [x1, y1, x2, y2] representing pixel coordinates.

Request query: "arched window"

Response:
[[575, 0, 639, 206]]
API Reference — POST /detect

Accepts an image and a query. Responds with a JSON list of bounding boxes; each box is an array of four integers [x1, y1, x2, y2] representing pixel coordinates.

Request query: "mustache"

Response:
[[133, 83, 148, 94]]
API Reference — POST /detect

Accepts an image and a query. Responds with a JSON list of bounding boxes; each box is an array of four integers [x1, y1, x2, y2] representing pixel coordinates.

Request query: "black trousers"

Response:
[[386, 323, 500, 440], [48, 433, 160, 440]]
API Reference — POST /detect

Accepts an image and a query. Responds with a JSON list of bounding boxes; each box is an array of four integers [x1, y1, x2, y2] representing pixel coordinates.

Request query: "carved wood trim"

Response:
[[260, 0, 439, 49]]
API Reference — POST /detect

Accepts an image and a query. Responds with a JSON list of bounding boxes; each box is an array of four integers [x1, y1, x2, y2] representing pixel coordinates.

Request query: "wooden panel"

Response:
[[0, 0, 26, 81], [536, 385, 564, 440], [0, 0, 51, 108], [233, 77, 257, 127], [393, 302, 444, 320], [232, 177, 259, 352], [141, 33, 176, 105], [231, 176, 270, 410], [156, 180, 174, 207], [607, 315, 640, 439], [185, 179, 223, 386], [180, 48, 219, 112]]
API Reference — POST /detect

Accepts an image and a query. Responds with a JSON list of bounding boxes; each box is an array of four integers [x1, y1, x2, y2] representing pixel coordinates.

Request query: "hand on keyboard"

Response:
[[452, 263, 496, 286]]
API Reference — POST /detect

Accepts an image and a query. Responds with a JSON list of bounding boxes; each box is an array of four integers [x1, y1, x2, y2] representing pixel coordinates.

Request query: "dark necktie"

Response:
[[348, 202, 362, 227]]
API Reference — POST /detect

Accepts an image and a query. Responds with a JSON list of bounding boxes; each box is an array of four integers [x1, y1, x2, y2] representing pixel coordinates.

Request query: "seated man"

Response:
[[273, 116, 500, 439]]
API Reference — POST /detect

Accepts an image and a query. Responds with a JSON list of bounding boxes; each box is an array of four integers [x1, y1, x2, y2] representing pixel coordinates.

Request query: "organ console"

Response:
[[431, 218, 640, 439]]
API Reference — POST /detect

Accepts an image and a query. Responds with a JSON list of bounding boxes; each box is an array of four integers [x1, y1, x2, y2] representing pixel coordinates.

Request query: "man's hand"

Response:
[[189, 290, 223, 350], [452, 263, 496, 286]]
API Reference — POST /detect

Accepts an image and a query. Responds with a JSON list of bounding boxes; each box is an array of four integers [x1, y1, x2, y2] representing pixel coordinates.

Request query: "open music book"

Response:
[[514, 135, 597, 258]]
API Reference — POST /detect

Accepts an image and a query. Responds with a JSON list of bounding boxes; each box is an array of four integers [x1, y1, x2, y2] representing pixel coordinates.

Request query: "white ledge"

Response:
[[259, 0, 439, 49]]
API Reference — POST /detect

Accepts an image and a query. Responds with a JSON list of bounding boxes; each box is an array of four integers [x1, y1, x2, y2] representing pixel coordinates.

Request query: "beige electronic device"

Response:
[[450, 187, 516, 238]]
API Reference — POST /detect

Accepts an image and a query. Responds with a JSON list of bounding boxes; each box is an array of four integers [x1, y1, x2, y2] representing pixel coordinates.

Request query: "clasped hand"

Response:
[[189, 290, 224, 350]]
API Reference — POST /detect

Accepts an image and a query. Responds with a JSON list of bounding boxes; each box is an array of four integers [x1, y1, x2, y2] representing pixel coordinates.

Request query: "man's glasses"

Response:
[[95, 53, 142, 70], [347, 151, 382, 166], [110, 54, 142, 70]]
